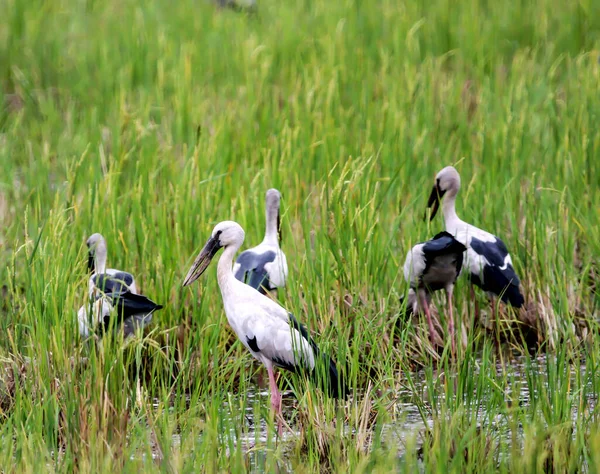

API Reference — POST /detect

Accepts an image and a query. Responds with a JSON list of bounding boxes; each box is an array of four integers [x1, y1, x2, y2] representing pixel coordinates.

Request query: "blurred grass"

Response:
[[0, 0, 599, 471]]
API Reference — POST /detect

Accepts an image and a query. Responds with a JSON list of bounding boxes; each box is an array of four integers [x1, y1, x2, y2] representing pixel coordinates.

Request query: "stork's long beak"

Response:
[[182, 236, 222, 287], [87, 251, 95, 273], [425, 183, 446, 221]]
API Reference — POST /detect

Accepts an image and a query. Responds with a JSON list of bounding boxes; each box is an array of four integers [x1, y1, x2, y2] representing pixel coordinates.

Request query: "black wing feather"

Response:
[[469, 236, 524, 307], [101, 291, 163, 332], [287, 313, 348, 399], [234, 250, 277, 294], [92, 272, 134, 294], [422, 231, 467, 257]]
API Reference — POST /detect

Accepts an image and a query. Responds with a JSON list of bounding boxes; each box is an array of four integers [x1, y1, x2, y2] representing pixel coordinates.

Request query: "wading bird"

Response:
[[426, 166, 524, 311], [78, 291, 163, 339], [79, 233, 162, 339], [233, 189, 288, 296], [183, 221, 346, 435], [403, 231, 466, 353], [87, 233, 137, 297]]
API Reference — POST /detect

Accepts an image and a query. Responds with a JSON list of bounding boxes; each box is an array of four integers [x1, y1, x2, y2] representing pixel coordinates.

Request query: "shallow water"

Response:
[[155, 353, 593, 470]]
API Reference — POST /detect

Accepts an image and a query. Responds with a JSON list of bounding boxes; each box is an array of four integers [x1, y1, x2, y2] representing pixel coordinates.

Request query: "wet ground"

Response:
[[148, 353, 594, 470]]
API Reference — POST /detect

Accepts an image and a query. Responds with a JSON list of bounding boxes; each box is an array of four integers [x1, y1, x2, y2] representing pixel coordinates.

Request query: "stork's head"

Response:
[[426, 166, 461, 221], [182, 221, 245, 287], [86, 233, 107, 272]]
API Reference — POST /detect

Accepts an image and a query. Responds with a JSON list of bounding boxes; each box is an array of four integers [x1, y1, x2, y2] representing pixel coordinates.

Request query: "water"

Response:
[[152, 352, 594, 470]]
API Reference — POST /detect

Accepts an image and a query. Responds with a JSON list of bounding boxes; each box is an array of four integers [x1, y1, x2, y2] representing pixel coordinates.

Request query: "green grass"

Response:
[[1, 0, 600, 471]]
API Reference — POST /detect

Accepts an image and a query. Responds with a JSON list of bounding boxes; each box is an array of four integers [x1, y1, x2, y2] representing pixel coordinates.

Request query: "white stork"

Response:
[[403, 231, 466, 353], [86, 233, 137, 297], [80, 233, 162, 339], [426, 166, 525, 311], [78, 291, 163, 339], [182, 221, 346, 435], [232, 189, 288, 296]]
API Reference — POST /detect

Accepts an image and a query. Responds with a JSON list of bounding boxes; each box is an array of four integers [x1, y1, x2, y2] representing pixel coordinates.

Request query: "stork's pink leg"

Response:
[[420, 292, 437, 348], [266, 365, 283, 436], [447, 289, 456, 357]]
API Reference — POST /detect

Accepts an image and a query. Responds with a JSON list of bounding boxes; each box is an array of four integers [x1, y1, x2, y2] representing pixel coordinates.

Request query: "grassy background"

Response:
[[1, 0, 600, 471]]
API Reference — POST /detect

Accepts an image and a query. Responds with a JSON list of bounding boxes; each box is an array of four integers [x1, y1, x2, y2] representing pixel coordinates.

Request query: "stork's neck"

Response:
[[217, 243, 241, 296], [263, 204, 279, 246], [442, 192, 461, 233], [94, 242, 108, 274]]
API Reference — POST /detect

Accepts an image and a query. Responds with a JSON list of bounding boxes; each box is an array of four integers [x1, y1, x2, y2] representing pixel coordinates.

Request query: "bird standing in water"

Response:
[[183, 221, 346, 435]]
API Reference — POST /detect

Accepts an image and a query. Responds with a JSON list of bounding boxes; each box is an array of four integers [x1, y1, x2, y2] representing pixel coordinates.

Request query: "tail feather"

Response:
[[102, 291, 163, 333], [312, 353, 348, 400], [110, 291, 163, 322], [501, 283, 525, 308], [287, 312, 348, 399]]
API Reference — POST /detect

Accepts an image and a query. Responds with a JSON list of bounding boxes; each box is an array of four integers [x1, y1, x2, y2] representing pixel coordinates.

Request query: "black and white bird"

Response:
[[426, 166, 525, 309], [183, 221, 346, 435], [403, 231, 466, 352], [79, 233, 162, 339], [87, 233, 137, 297], [77, 291, 163, 339], [232, 189, 288, 296]]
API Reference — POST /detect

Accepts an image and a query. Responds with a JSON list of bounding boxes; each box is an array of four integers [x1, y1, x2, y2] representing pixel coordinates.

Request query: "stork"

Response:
[[233, 189, 288, 296], [80, 233, 162, 339], [86, 233, 137, 297], [403, 231, 466, 353], [78, 291, 163, 339], [182, 221, 346, 435], [426, 166, 525, 312]]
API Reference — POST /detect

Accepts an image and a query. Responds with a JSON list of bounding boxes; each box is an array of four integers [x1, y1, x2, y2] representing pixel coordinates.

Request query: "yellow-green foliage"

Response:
[[0, 0, 599, 471]]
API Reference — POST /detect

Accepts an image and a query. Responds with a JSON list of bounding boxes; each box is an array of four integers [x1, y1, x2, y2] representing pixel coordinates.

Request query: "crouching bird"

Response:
[[79, 233, 163, 339], [182, 221, 347, 435], [78, 290, 163, 339]]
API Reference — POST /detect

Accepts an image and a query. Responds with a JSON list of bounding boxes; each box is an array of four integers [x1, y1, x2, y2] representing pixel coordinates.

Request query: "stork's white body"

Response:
[[78, 297, 111, 338], [183, 221, 343, 435], [220, 233, 313, 372]]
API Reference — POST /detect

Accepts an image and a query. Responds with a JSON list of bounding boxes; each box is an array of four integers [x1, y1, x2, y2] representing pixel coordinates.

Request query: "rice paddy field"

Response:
[[1, 0, 600, 471]]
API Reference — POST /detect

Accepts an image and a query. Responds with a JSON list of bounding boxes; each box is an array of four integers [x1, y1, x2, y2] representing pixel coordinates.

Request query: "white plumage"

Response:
[[78, 297, 111, 339], [232, 189, 288, 295], [182, 221, 345, 435]]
